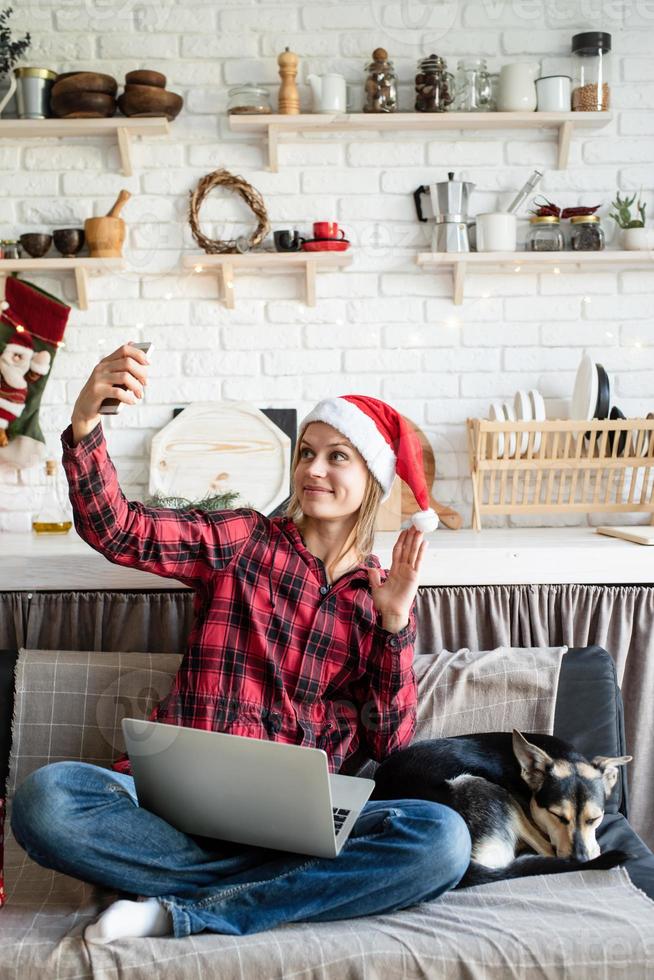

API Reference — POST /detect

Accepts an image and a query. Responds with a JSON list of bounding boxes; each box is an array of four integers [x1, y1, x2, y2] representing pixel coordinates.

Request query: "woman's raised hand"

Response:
[[366, 526, 428, 633], [71, 342, 150, 444]]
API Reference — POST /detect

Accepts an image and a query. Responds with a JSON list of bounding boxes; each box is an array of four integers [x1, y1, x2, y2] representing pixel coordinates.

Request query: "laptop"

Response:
[[121, 718, 375, 859]]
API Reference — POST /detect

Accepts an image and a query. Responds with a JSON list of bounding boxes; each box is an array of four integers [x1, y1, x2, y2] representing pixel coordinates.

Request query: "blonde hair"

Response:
[[283, 421, 384, 580]]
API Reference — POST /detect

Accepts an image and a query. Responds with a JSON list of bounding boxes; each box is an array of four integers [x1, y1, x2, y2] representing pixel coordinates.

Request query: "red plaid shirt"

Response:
[[61, 422, 418, 775]]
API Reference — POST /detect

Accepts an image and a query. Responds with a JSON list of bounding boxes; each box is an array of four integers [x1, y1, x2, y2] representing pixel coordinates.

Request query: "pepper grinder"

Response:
[[277, 47, 300, 114]]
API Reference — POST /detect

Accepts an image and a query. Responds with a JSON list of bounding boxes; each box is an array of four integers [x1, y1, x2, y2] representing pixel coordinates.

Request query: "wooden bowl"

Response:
[[19, 233, 52, 258], [125, 69, 166, 89], [51, 89, 116, 118], [52, 72, 118, 96], [53, 228, 85, 258], [118, 85, 183, 120]]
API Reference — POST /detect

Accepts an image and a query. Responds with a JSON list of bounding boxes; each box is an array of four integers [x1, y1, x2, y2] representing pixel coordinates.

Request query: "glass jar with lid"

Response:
[[227, 84, 272, 115], [364, 47, 397, 113], [571, 31, 611, 111], [526, 215, 565, 251], [415, 54, 454, 112], [454, 59, 492, 112], [570, 214, 605, 250]]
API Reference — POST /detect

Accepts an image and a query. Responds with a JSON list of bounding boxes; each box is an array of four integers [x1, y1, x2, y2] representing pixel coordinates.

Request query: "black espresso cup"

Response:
[[274, 229, 305, 252]]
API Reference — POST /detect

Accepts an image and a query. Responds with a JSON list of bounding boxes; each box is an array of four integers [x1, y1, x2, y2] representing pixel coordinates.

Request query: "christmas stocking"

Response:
[[0, 277, 71, 470]]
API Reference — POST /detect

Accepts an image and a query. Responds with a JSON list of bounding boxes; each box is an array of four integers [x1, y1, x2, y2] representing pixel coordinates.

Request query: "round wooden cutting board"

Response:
[[149, 402, 291, 514]]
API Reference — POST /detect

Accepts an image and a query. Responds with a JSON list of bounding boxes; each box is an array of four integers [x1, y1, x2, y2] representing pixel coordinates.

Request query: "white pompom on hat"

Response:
[[299, 394, 439, 532]]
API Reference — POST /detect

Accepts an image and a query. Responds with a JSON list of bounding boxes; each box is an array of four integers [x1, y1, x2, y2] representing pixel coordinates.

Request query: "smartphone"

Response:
[[99, 341, 153, 416]]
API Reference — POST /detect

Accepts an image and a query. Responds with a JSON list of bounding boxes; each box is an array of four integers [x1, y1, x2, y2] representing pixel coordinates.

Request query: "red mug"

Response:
[[313, 221, 345, 240]]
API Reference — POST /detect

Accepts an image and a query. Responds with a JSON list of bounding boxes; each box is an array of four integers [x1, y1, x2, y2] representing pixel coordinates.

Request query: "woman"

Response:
[[11, 343, 471, 942]]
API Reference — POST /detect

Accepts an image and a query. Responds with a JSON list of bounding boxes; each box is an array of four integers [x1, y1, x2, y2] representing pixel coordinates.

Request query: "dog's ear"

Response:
[[512, 730, 554, 791], [590, 755, 632, 797]]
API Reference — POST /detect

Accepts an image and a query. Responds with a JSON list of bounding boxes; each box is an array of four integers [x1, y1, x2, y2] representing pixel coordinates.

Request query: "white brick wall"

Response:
[[1, 0, 653, 530]]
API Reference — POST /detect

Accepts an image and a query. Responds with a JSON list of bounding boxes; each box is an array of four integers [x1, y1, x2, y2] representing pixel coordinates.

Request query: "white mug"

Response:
[[536, 75, 571, 112], [306, 73, 347, 113], [476, 213, 517, 252], [497, 63, 538, 112]]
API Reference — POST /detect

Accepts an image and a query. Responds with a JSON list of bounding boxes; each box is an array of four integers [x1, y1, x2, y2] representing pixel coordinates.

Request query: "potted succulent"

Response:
[[0, 7, 30, 118], [610, 191, 651, 250]]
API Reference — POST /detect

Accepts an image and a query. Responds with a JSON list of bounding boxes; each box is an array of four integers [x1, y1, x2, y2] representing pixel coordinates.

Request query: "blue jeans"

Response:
[[11, 761, 472, 938]]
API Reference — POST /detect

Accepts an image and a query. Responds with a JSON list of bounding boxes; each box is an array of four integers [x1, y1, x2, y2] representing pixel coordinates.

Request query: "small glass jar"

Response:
[[526, 215, 565, 251], [1, 239, 22, 259], [227, 84, 272, 115], [570, 214, 605, 250], [364, 47, 397, 113], [415, 54, 454, 113], [454, 59, 492, 112], [571, 31, 611, 111], [488, 72, 500, 111]]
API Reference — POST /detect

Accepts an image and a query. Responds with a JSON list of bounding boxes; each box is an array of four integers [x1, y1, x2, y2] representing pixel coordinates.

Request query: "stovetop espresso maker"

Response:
[[414, 171, 475, 252]]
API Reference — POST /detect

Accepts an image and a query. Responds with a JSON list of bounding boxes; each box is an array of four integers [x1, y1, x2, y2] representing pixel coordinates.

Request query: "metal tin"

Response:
[[15, 67, 57, 119]]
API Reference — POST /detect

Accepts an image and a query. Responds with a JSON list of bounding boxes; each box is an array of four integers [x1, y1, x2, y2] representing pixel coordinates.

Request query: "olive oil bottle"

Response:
[[32, 459, 72, 534]]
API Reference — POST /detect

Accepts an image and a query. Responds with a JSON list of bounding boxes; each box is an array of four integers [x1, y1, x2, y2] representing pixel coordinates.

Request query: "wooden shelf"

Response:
[[183, 251, 352, 307], [417, 250, 654, 305], [0, 117, 170, 176], [0, 257, 125, 309], [228, 111, 612, 171]]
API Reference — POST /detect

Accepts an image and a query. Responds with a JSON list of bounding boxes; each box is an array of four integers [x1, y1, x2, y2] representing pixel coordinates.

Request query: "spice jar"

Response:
[[570, 214, 605, 250], [227, 84, 272, 115], [526, 216, 564, 251], [415, 54, 454, 112], [454, 59, 492, 112], [363, 47, 397, 113], [1, 239, 22, 259], [571, 32, 611, 111]]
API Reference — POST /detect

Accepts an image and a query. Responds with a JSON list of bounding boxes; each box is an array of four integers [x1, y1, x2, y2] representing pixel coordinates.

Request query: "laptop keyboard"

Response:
[[332, 807, 351, 835]]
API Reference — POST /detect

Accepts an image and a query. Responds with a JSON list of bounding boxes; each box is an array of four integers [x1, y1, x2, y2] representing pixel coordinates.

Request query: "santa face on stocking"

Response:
[[0, 333, 51, 447], [0, 278, 70, 467]]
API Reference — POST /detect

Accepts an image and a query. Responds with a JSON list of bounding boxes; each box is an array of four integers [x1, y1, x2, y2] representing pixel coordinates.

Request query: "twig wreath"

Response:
[[188, 168, 270, 254]]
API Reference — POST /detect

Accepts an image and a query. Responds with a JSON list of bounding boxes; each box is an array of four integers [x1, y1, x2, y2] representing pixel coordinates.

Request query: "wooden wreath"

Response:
[[188, 168, 270, 254]]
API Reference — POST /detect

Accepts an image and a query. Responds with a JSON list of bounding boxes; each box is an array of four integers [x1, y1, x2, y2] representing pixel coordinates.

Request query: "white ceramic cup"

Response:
[[476, 213, 517, 252], [535, 75, 571, 112], [497, 63, 538, 112]]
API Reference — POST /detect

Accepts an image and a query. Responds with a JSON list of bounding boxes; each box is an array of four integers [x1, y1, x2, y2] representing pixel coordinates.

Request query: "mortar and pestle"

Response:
[[84, 189, 131, 257]]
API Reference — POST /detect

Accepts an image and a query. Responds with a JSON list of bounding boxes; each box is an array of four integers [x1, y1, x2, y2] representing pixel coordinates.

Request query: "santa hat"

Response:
[[299, 395, 439, 532], [3, 328, 34, 352]]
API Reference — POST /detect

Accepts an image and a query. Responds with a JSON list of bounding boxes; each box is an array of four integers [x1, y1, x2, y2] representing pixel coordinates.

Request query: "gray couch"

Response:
[[1, 643, 653, 979]]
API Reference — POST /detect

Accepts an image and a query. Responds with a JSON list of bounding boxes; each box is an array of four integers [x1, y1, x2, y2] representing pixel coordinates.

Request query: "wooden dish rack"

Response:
[[466, 418, 654, 531]]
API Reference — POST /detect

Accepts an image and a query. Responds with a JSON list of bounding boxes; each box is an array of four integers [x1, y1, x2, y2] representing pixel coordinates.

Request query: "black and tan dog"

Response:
[[371, 730, 632, 887]]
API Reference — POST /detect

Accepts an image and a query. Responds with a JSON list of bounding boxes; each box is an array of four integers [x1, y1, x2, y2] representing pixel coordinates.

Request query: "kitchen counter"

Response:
[[1, 527, 652, 591]]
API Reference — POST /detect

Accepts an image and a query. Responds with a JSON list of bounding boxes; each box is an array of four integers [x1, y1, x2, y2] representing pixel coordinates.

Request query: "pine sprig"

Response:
[[0, 8, 30, 79], [144, 489, 243, 512]]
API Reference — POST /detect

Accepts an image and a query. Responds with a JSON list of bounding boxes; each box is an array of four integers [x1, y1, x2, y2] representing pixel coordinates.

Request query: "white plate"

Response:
[[488, 400, 505, 456], [528, 389, 546, 453], [501, 401, 518, 458], [513, 389, 533, 456], [571, 354, 598, 421]]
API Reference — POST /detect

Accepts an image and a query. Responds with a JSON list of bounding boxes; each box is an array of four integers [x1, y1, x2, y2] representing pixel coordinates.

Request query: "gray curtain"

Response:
[[0, 584, 652, 849]]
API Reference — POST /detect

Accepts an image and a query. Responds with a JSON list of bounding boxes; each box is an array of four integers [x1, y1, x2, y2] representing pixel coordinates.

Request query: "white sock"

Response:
[[84, 897, 172, 944]]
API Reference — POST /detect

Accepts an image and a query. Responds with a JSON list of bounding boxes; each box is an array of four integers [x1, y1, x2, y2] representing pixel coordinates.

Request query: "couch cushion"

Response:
[[554, 646, 629, 816]]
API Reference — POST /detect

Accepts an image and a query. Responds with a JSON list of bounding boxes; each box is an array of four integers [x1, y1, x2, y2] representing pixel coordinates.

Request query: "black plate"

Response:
[[608, 405, 627, 456], [586, 362, 611, 441], [594, 363, 610, 419]]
